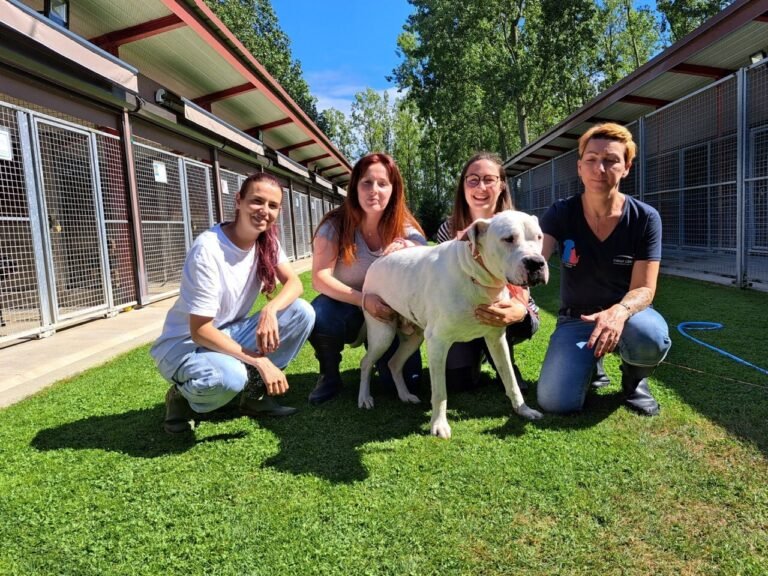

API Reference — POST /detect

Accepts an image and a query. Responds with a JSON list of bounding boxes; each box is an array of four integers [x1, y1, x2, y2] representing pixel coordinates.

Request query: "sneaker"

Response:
[[241, 367, 298, 417], [164, 385, 195, 434]]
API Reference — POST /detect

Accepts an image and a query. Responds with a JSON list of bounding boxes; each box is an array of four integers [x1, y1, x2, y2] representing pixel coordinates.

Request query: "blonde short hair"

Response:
[[578, 123, 637, 164]]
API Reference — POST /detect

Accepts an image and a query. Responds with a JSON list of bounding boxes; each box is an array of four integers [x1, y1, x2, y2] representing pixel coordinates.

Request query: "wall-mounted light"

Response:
[[44, 0, 70, 28], [749, 50, 766, 65]]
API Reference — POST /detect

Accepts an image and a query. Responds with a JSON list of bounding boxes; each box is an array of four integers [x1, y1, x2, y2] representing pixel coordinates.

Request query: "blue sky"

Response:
[[271, 0, 413, 115]]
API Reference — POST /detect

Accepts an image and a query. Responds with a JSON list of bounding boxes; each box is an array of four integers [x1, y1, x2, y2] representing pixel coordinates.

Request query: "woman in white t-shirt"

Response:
[[151, 172, 315, 433]]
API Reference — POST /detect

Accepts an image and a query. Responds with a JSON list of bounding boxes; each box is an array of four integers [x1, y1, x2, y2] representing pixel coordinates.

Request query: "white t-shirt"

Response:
[[150, 224, 288, 363]]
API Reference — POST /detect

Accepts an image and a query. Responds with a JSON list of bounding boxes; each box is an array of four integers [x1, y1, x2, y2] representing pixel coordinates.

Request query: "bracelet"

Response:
[[617, 301, 633, 317]]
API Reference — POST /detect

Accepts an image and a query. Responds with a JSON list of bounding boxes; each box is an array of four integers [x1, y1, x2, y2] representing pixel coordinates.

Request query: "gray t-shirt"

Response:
[[316, 220, 426, 291]]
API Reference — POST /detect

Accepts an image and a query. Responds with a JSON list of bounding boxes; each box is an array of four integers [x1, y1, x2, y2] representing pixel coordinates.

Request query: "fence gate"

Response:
[[33, 118, 109, 323]]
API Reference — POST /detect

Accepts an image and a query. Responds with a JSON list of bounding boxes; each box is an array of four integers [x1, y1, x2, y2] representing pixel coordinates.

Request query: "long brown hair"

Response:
[[449, 152, 512, 238], [237, 172, 281, 296], [314, 152, 424, 264]]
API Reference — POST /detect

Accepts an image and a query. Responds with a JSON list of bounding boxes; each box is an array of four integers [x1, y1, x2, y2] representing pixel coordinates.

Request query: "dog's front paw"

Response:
[[358, 394, 375, 409], [397, 391, 421, 405], [430, 419, 452, 439], [515, 404, 543, 420]]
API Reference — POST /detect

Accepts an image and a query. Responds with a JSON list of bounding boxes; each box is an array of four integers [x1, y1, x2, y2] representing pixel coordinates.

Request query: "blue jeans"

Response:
[[156, 299, 315, 413], [311, 294, 422, 388], [537, 307, 671, 414]]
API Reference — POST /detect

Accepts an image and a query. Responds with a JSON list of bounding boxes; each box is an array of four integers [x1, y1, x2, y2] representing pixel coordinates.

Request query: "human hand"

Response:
[[475, 298, 527, 327], [383, 238, 416, 256], [256, 307, 280, 355], [583, 305, 631, 357], [362, 293, 396, 322], [252, 357, 288, 396]]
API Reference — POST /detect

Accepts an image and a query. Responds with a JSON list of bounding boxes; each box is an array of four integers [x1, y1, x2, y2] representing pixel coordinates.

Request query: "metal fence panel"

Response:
[[278, 187, 295, 261], [134, 143, 186, 300], [34, 120, 108, 321], [184, 160, 213, 240], [644, 76, 738, 281], [553, 150, 581, 203], [310, 195, 323, 236], [96, 133, 137, 308], [0, 104, 43, 341], [293, 191, 311, 258], [220, 169, 241, 222], [529, 162, 553, 217], [746, 62, 768, 286]]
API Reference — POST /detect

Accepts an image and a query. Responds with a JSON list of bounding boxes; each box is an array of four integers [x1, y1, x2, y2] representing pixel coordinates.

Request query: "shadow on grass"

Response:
[[29, 368, 626, 482]]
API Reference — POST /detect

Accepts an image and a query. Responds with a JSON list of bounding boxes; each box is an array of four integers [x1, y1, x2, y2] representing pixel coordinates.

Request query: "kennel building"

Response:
[[0, 0, 352, 345], [505, 0, 768, 291]]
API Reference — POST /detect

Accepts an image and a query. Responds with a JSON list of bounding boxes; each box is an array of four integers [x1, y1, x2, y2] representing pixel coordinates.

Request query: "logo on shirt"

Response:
[[562, 239, 579, 268], [613, 254, 634, 266]]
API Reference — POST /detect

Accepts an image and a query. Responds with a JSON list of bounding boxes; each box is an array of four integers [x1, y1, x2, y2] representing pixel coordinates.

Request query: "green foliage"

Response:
[[1, 271, 767, 575], [656, 0, 734, 43], [350, 88, 395, 156], [320, 107, 356, 160]]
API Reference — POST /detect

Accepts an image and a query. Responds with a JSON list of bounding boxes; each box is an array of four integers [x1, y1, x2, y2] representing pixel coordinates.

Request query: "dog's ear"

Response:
[[460, 218, 491, 249]]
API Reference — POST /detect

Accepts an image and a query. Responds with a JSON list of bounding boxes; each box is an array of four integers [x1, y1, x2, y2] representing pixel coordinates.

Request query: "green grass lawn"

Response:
[[1, 270, 767, 575]]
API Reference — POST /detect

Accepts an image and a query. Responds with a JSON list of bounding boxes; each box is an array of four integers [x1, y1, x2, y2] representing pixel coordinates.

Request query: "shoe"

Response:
[[591, 357, 611, 388], [164, 385, 195, 434], [621, 364, 660, 416], [241, 368, 298, 417], [308, 334, 344, 405]]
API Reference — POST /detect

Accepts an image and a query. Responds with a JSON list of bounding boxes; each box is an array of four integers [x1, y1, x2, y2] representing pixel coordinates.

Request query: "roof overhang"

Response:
[[3, 0, 138, 93]]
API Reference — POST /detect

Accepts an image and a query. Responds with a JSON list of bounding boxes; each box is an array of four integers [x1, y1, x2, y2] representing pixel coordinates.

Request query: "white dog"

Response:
[[359, 210, 549, 439]]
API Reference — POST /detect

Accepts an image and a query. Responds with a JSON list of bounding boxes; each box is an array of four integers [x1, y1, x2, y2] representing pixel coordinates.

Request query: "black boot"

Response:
[[620, 363, 660, 416], [308, 334, 344, 405], [591, 357, 611, 388]]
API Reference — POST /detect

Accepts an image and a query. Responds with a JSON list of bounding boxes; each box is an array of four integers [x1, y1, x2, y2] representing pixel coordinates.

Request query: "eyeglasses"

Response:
[[465, 175, 500, 188]]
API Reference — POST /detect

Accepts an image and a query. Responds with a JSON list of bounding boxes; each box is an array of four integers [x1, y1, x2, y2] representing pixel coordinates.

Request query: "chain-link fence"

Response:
[[511, 60, 768, 290]]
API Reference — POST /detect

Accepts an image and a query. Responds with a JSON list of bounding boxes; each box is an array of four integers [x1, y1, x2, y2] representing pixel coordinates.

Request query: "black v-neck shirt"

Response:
[[540, 194, 662, 311]]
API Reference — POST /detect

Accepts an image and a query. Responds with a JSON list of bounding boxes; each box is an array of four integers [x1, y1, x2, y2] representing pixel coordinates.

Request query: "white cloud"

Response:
[[307, 71, 407, 117]]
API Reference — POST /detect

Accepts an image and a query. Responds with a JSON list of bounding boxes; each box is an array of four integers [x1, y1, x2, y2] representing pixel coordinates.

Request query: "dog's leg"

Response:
[[387, 331, 423, 405], [426, 338, 452, 439], [484, 333, 543, 421], [358, 315, 397, 409]]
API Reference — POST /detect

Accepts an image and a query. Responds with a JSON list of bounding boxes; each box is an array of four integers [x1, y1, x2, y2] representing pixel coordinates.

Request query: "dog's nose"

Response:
[[523, 257, 545, 272]]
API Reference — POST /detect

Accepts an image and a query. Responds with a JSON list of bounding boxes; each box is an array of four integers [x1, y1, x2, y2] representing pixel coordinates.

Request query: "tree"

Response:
[[656, 0, 733, 44], [392, 99, 424, 207], [320, 108, 356, 161], [203, 0, 322, 125], [349, 88, 394, 156]]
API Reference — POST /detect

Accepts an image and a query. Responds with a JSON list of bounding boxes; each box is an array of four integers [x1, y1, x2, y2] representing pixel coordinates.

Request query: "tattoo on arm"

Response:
[[620, 287, 653, 316]]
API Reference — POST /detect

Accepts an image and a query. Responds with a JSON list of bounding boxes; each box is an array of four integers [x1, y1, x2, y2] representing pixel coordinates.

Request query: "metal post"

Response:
[[735, 67, 747, 287], [120, 110, 148, 304], [18, 111, 54, 335], [211, 147, 224, 223], [638, 117, 645, 203]]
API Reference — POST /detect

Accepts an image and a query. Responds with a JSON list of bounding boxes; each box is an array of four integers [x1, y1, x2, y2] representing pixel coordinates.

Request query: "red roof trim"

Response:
[[193, 83, 256, 107], [89, 14, 184, 52], [671, 62, 733, 78], [164, 0, 351, 174], [300, 153, 331, 166], [278, 139, 314, 154]]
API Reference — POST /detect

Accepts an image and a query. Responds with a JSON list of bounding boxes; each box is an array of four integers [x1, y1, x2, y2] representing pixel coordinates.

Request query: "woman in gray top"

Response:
[[308, 152, 426, 405]]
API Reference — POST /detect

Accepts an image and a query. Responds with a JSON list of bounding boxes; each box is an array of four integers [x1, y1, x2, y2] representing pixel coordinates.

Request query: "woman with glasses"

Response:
[[435, 152, 540, 392], [307, 152, 427, 405]]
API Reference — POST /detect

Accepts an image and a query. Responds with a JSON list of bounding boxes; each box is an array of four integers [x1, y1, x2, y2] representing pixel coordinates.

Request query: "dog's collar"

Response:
[[471, 247, 506, 291]]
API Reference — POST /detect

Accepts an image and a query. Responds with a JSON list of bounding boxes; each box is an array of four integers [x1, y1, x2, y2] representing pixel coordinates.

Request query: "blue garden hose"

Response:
[[677, 322, 768, 376]]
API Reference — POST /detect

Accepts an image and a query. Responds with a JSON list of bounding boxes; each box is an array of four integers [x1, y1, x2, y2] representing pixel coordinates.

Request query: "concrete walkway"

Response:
[[0, 258, 313, 408]]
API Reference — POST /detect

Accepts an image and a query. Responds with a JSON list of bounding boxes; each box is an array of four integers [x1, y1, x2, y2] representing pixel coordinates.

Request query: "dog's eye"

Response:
[[503, 235, 517, 244]]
